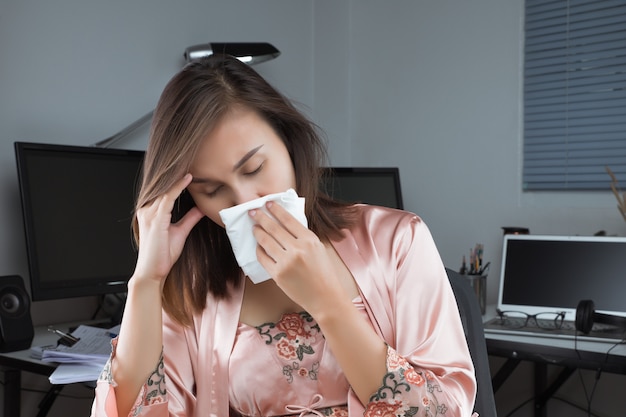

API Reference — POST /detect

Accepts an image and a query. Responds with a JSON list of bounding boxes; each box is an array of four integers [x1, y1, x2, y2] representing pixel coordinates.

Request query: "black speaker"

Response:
[[575, 299, 626, 335], [0, 275, 34, 352]]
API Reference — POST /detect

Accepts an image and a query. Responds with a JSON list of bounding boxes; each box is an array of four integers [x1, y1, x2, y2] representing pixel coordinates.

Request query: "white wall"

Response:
[[0, 1, 316, 415], [0, 1, 624, 416], [338, 3, 624, 415], [342, 1, 626, 297], [0, 0, 315, 325]]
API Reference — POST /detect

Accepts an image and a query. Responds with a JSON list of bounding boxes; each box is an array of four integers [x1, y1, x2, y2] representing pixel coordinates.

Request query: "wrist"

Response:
[[311, 296, 356, 328], [127, 274, 164, 296]]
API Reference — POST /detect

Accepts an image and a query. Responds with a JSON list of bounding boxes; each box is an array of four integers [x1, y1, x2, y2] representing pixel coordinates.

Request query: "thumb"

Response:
[[176, 206, 205, 235]]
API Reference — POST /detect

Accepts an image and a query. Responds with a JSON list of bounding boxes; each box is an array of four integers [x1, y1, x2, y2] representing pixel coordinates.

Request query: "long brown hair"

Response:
[[134, 54, 356, 325]]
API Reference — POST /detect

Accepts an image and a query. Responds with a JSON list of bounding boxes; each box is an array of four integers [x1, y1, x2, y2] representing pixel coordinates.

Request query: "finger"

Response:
[[146, 173, 193, 212], [173, 206, 205, 235], [166, 173, 194, 204], [263, 201, 307, 236], [176, 173, 194, 194], [249, 208, 296, 250], [252, 222, 286, 256], [255, 242, 278, 276]]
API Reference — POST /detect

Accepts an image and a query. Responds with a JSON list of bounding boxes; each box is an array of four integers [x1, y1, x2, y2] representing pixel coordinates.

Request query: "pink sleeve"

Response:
[[90, 338, 170, 417], [364, 346, 478, 417], [91, 286, 238, 417], [390, 217, 476, 416], [355, 213, 477, 417], [90, 313, 199, 417]]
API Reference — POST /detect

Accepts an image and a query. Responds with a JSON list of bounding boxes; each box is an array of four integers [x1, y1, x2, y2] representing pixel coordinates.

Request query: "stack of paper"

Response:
[[39, 324, 118, 384], [48, 362, 109, 385]]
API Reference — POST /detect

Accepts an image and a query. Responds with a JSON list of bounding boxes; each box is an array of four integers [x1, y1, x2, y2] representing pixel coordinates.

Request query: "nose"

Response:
[[231, 184, 262, 207]]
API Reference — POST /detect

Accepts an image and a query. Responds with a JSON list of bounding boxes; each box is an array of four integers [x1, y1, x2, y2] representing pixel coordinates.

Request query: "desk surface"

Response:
[[3, 310, 624, 367], [0, 320, 108, 376], [0, 324, 63, 375], [483, 305, 626, 374], [0, 322, 101, 417]]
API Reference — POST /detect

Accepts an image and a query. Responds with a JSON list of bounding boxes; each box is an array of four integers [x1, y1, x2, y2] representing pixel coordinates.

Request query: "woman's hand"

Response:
[[113, 174, 203, 417], [251, 202, 389, 406], [132, 174, 205, 286], [249, 201, 346, 315]]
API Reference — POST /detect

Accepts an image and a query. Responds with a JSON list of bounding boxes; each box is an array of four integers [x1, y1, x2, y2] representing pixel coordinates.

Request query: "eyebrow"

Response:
[[191, 145, 264, 184], [232, 145, 263, 172]]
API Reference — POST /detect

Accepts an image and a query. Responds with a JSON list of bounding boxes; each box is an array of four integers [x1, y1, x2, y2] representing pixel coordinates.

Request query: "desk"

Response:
[[0, 322, 96, 417], [483, 306, 626, 417]]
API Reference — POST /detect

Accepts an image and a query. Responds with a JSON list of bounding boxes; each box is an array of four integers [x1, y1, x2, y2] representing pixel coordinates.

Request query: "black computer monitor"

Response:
[[14, 146, 401, 302], [322, 167, 403, 210], [14, 142, 144, 301]]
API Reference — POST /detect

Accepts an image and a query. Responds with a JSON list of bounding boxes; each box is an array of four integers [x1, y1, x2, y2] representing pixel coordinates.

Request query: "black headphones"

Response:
[[575, 299, 626, 334]]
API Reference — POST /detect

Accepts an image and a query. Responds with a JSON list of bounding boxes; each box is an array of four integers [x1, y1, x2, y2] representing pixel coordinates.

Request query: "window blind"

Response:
[[523, 0, 626, 190]]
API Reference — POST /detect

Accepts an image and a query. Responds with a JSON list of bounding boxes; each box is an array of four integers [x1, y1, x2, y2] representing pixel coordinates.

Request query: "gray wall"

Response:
[[0, 1, 623, 416]]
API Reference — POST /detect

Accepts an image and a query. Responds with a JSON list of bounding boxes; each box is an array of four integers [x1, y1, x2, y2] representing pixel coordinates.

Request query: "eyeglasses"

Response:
[[496, 309, 566, 330]]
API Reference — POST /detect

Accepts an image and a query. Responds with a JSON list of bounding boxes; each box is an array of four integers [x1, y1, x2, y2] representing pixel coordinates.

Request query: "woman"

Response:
[[91, 54, 477, 417]]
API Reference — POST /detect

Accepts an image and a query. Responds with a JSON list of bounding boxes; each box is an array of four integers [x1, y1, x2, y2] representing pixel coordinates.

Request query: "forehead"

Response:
[[189, 108, 284, 170]]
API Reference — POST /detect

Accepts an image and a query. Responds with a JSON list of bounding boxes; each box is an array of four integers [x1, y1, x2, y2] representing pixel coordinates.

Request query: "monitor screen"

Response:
[[14, 142, 144, 301], [322, 167, 403, 210], [498, 234, 626, 321]]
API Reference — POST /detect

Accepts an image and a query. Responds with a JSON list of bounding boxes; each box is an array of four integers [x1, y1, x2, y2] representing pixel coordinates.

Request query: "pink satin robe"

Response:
[[91, 205, 477, 417]]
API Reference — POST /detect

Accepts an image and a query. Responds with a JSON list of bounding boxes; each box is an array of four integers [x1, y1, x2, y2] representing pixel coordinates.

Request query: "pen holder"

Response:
[[466, 274, 486, 315]]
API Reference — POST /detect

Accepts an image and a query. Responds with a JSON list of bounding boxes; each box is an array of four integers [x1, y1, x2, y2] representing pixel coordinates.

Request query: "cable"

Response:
[[572, 329, 626, 417], [90, 295, 105, 321], [576, 367, 601, 417], [573, 332, 596, 416], [551, 396, 606, 417], [502, 397, 534, 417], [0, 375, 94, 400], [21, 385, 94, 400], [500, 392, 608, 417]]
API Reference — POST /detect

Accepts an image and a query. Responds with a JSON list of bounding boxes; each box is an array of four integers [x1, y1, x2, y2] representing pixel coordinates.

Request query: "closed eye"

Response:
[[244, 163, 264, 176], [207, 185, 223, 197]]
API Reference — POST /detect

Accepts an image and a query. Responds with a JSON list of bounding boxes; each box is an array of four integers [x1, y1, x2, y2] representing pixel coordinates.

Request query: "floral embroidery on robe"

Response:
[[99, 326, 461, 417], [255, 311, 321, 383], [365, 347, 452, 417]]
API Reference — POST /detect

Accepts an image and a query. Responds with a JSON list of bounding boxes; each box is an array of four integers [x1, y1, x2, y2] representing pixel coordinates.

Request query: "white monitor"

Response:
[[497, 234, 626, 322]]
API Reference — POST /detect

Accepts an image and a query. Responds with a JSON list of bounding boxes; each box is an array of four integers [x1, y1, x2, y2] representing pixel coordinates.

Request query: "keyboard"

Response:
[[484, 317, 626, 344]]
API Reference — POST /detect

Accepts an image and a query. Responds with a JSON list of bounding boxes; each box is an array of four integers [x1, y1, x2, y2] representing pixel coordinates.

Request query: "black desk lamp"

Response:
[[94, 42, 280, 148], [183, 42, 279, 65]]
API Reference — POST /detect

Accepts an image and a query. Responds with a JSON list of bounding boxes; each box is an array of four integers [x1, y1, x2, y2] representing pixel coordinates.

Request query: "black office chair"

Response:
[[446, 267, 497, 417]]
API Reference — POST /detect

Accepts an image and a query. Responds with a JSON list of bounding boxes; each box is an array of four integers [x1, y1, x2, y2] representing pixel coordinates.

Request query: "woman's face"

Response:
[[186, 107, 296, 227]]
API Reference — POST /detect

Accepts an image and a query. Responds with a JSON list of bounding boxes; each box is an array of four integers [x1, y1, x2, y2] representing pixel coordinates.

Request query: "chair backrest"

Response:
[[446, 267, 497, 417]]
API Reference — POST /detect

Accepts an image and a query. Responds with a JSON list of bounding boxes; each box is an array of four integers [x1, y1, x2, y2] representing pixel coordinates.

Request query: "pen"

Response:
[[478, 261, 490, 276], [48, 326, 80, 346]]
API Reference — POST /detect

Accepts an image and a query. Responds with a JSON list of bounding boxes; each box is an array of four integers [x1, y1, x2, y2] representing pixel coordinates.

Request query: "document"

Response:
[[41, 324, 116, 364], [36, 324, 118, 384], [49, 362, 106, 385]]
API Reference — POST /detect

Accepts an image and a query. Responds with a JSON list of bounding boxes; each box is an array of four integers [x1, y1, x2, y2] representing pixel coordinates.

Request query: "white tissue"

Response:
[[219, 189, 307, 284]]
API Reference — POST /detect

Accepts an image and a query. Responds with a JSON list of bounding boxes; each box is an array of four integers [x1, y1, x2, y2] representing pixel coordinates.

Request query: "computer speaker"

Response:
[[0, 275, 34, 352], [575, 299, 626, 335]]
